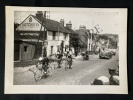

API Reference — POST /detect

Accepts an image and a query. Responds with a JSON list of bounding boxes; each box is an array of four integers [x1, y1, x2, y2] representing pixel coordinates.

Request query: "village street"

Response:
[[14, 52, 118, 85]]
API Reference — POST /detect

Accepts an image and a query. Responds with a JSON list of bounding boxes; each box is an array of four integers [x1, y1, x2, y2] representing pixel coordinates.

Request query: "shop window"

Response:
[[24, 46, 28, 53]]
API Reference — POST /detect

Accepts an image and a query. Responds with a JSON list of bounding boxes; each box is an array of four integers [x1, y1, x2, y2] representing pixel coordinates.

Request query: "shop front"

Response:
[[14, 15, 45, 61]]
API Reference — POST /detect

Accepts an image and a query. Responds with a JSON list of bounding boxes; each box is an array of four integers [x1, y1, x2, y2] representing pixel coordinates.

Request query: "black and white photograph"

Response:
[[5, 7, 127, 94]]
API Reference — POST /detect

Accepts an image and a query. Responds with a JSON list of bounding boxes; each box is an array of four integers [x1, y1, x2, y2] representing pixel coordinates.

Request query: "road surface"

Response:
[[14, 53, 118, 85]]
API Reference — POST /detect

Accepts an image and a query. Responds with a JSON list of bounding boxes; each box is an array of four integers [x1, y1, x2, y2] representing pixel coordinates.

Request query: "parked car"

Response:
[[109, 49, 116, 56], [110, 51, 116, 56], [99, 50, 112, 59]]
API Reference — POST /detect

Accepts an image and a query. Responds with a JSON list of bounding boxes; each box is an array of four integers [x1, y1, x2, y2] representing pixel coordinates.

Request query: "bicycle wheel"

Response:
[[47, 67, 53, 77], [34, 69, 44, 81], [53, 61, 58, 70], [59, 58, 65, 68], [64, 60, 69, 70]]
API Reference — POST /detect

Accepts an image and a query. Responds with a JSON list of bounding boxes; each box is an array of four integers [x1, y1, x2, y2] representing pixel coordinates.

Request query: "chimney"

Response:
[[36, 11, 43, 21], [79, 25, 86, 30], [60, 19, 64, 27], [66, 21, 72, 29]]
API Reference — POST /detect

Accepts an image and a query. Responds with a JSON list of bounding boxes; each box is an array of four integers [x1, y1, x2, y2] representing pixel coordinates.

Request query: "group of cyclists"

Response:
[[34, 50, 73, 80], [31, 47, 92, 81]]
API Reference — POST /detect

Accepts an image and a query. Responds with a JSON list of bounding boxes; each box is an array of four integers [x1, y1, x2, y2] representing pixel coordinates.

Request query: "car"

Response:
[[110, 51, 116, 56], [109, 49, 116, 56], [99, 50, 112, 59]]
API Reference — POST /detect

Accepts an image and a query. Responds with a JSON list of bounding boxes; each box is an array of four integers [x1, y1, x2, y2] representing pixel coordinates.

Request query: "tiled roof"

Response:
[[76, 29, 92, 39], [75, 29, 90, 34], [65, 27, 78, 35], [65, 27, 79, 39], [31, 15, 70, 34]]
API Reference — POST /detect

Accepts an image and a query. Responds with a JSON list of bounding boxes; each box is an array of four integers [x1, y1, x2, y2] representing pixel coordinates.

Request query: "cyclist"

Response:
[[39, 56, 52, 77], [56, 51, 63, 68], [66, 51, 73, 69]]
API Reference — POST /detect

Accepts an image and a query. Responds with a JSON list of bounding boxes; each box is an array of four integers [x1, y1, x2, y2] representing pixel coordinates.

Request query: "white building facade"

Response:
[[47, 31, 69, 56]]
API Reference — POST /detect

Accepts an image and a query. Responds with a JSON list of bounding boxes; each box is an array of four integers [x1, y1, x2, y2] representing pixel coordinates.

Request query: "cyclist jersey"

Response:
[[42, 57, 49, 65]]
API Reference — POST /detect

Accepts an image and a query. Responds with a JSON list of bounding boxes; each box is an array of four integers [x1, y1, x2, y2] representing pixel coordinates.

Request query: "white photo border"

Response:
[[5, 6, 128, 94]]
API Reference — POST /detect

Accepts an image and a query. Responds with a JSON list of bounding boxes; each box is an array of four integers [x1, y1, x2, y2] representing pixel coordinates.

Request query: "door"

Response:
[[51, 46, 53, 54], [21, 42, 35, 61], [14, 43, 20, 61]]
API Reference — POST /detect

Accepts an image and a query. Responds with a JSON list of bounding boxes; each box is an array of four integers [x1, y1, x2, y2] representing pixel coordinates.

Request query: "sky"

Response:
[[14, 11, 120, 34]]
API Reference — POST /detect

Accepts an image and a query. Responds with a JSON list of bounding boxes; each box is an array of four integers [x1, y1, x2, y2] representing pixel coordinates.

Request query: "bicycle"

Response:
[[64, 57, 73, 71], [29, 62, 53, 82]]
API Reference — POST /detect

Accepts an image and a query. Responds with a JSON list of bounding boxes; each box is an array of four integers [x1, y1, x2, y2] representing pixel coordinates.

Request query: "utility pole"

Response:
[[89, 25, 103, 53], [86, 31, 90, 51], [89, 29, 94, 52], [41, 11, 50, 57], [41, 11, 46, 57]]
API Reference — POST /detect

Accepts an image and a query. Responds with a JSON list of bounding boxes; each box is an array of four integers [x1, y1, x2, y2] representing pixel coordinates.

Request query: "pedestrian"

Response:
[[75, 49, 78, 57]]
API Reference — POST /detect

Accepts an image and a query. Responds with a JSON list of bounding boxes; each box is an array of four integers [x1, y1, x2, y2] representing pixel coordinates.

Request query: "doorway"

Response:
[[51, 46, 53, 54]]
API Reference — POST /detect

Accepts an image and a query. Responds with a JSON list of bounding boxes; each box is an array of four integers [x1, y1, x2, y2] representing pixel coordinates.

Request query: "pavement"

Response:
[[14, 53, 119, 85]]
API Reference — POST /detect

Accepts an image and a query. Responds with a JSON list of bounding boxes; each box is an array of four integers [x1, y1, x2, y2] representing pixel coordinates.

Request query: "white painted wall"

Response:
[[17, 15, 44, 31], [47, 31, 53, 40], [46, 31, 70, 56]]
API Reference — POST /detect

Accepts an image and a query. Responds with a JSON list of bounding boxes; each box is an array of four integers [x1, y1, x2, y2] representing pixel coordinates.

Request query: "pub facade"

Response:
[[14, 12, 70, 61]]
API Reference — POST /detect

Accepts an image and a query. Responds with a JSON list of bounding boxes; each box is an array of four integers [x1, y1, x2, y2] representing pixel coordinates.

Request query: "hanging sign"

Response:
[[20, 33, 39, 36], [22, 23, 39, 27]]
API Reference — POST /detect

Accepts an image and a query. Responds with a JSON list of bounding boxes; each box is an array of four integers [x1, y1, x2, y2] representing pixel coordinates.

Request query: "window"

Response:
[[51, 46, 53, 54], [24, 46, 28, 53], [64, 34, 67, 40], [65, 45, 69, 51], [53, 32, 56, 40], [29, 17, 32, 22], [57, 45, 60, 52], [65, 45, 67, 51]]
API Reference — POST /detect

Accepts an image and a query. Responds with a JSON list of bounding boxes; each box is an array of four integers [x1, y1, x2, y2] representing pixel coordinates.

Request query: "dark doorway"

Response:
[[14, 43, 20, 61], [51, 46, 53, 54]]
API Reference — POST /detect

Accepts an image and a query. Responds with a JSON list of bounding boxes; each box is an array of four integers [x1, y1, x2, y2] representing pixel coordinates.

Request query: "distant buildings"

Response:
[[75, 25, 90, 52], [65, 21, 79, 56]]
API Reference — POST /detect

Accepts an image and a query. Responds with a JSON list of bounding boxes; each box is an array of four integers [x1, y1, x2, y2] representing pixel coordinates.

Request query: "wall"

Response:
[[47, 31, 69, 56], [20, 42, 35, 61]]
